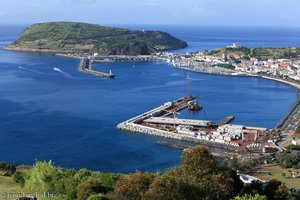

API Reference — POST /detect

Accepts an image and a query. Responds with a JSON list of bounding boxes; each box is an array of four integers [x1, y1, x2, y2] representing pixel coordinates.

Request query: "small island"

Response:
[[5, 22, 188, 55]]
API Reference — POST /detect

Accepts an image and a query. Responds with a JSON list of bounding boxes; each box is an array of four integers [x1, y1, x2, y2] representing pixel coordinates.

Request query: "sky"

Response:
[[0, 0, 300, 27]]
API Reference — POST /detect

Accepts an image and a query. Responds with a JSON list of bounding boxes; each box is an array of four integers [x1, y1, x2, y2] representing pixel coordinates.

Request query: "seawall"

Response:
[[117, 122, 238, 151]]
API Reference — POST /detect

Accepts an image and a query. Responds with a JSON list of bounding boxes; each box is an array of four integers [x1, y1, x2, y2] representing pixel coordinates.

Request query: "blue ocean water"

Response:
[[0, 25, 298, 172]]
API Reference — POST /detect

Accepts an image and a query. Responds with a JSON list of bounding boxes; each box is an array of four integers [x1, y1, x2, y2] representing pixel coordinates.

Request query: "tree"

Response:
[[0, 162, 17, 176], [289, 188, 300, 200], [23, 161, 57, 192], [92, 172, 124, 192], [180, 146, 243, 199], [181, 146, 218, 172], [114, 146, 243, 200], [273, 183, 290, 200], [279, 151, 300, 168], [74, 168, 93, 183], [77, 177, 106, 200], [86, 194, 109, 200], [224, 156, 240, 171], [264, 179, 289, 200], [12, 171, 27, 187], [233, 194, 267, 200], [114, 171, 155, 200], [51, 172, 77, 200], [144, 168, 204, 200], [241, 181, 264, 196]]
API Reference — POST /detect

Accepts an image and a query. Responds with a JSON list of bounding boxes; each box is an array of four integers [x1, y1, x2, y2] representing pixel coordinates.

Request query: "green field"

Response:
[[255, 164, 300, 189], [0, 175, 22, 200], [283, 140, 293, 148]]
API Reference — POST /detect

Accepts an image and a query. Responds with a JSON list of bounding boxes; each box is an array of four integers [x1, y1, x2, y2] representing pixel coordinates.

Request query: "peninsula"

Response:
[[5, 22, 188, 55]]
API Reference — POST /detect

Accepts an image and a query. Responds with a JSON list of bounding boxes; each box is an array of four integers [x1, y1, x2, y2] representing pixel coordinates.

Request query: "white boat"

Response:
[[53, 67, 60, 71]]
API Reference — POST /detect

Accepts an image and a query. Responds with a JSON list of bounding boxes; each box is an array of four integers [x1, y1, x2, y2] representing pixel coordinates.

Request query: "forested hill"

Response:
[[6, 22, 188, 55]]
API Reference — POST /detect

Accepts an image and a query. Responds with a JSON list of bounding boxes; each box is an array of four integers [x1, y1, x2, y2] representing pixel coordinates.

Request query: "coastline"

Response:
[[260, 75, 300, 91], [54, 52, 300, 134], [3, 45, 80, 53], [5, 47, 300, 143], [259, 76, 300, 132]]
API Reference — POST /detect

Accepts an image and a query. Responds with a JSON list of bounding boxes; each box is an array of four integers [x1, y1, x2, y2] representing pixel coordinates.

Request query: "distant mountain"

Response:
[[5, 22, 188, 55]]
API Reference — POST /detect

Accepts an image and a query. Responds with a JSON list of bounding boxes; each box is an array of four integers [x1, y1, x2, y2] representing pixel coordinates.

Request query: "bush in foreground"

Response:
[[10, 146, 295, 200]]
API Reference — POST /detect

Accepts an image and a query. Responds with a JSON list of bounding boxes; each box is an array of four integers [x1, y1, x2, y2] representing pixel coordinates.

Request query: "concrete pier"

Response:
[[219, 116, 235, 125], [78, 57, 115, 79], [117, 119, 237, 150], [117, 96, 279, 152], [116, 96, 239, 150]]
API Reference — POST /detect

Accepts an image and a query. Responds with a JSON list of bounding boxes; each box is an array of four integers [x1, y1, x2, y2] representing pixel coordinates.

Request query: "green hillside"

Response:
[[6, 22, 188, 55], [206, 46, 300, 60]]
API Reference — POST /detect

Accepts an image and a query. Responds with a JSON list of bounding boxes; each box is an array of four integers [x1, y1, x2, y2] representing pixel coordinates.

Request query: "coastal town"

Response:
[[69, 43, 300, 82], [1, 0, 300, 198], [158, 44, 300, 145], [56, 43, 298, 157], [56, 43, 300, 154], [159, 43, 300, 80]]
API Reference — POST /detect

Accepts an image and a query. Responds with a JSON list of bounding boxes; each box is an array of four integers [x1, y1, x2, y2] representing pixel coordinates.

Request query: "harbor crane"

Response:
[[185, 73, 203, 111], [164, 109, 180, 131]]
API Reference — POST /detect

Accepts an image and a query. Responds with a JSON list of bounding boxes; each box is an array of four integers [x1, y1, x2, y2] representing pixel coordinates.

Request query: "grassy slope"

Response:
[[0, 175, 22, 200], [255, 164, 300, 189], [8, 22, 187, 55], [0, 174, 60, 200]]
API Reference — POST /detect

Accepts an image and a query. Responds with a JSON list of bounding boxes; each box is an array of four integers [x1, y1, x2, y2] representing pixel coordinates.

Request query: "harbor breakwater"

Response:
[[117, 122, 237, 151], [117, 97, 238, 151]]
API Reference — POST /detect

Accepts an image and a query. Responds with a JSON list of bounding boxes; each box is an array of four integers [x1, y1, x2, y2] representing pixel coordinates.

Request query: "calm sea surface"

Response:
[[0, 25, 298, 172]]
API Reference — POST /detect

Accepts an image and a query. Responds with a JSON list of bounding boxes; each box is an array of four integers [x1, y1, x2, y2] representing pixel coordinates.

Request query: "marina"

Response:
[[117, 96, 280, 153]]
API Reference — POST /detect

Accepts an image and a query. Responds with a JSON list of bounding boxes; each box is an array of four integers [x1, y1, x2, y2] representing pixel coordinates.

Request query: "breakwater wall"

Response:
[[117, 96, 238, 151], [56, 53, 84, 59], [93, 55, 160, 62], [78, 57, 115, 78], [117, 122, 237, 151]]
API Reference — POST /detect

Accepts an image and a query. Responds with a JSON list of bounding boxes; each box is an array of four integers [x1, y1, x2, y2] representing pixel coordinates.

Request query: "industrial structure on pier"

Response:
[[117, 96, 280, 152]]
